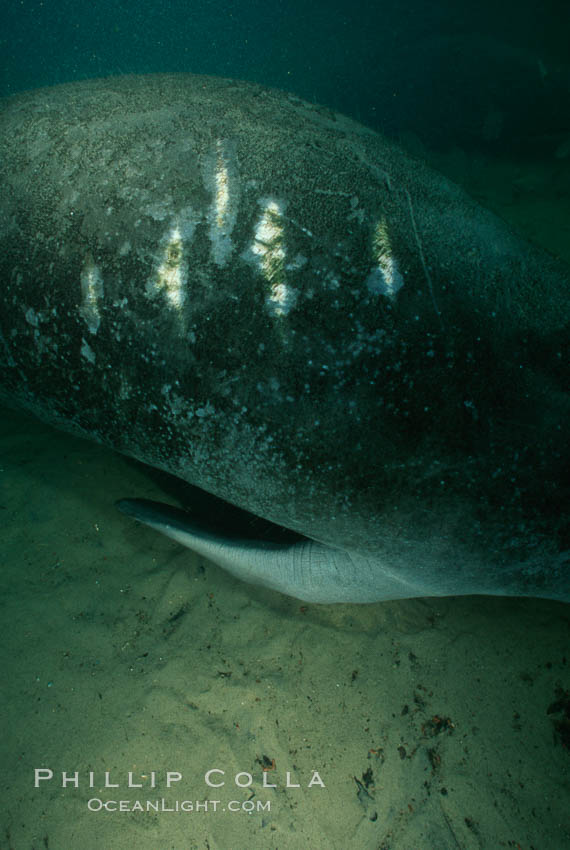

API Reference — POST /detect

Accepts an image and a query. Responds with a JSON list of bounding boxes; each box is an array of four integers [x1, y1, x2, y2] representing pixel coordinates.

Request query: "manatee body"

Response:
[[0, 74, 568, 603]]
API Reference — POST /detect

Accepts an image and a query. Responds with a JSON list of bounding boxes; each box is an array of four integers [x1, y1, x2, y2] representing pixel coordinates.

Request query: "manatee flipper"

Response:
[[116, 498, 413, 603]]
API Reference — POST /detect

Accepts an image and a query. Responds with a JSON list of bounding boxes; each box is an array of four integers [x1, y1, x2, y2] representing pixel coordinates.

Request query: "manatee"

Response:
[[0, 74, 568, 603]]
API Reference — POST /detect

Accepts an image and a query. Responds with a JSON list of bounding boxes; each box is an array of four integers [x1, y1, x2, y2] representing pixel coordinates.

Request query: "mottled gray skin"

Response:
[[1, 74, 568, 602]]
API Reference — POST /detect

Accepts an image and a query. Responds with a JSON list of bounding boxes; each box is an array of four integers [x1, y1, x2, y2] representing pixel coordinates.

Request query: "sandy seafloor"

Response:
[[1, 150, 569, 850]]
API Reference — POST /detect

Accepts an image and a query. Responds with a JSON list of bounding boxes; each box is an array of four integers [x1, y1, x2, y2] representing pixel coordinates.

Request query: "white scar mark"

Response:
[[156, 226, 186, 309], [206, 139, 239, 267], [80, 255, 104, 333], [214, 140, 230, 227], [147, 209, 197, 311], [366, 217, 404, 300], [251, 199, 297, 317]]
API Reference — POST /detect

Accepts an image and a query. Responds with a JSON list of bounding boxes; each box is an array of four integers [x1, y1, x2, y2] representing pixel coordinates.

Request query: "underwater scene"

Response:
[[1, 1, 569, 848]]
